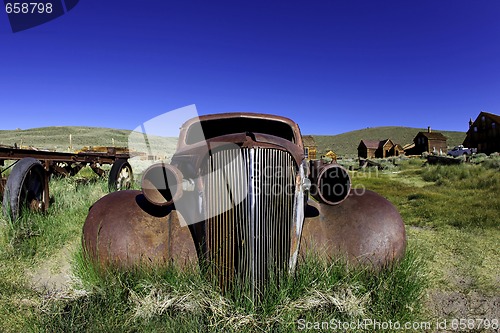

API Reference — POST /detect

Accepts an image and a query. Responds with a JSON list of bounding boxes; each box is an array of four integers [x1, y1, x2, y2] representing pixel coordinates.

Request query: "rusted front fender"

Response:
[[82, 190, 197, 269], [300, 189, 406, 270]]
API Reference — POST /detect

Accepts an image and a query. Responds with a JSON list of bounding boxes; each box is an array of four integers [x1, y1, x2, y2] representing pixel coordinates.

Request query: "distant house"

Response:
[[358, 139, 403, 159], [463, 111, 500, 155], [302, 135, 317, 160], [390, 143, 405, 157], [324, 150, 337, 162], [408, 127, 447, 155], [379, 139, 403, 158], [358, 140, 379, 159]]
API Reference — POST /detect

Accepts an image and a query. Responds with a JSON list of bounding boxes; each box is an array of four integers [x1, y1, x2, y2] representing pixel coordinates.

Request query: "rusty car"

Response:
[[83, 113, 406, 299]]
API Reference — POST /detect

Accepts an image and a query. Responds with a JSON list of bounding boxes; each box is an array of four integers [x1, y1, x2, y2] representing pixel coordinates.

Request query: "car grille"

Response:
[[202, 147, 296, 299]]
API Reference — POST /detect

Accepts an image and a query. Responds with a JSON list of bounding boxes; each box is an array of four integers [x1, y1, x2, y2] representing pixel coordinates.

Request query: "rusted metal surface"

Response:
[[0, 146, 130, 165], [141, 163, 184, 206], [169, 113, 307, 292], [170, 114, 307, 299], [300, 190, 407, 269], [82, 112, 407, 295], [177, 112, 303, 149], [309, 160, 351, 205], [0, 145, 132, 185], [82, 190, 197, 268], [0, 146, 134, 213], [172, 132, 305, 169]]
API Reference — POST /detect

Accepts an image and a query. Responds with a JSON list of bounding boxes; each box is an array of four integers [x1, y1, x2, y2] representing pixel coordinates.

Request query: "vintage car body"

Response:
[[83, 113, 406, 297]]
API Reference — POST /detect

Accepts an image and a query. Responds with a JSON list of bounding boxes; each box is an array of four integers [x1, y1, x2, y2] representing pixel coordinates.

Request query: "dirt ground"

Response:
[[427, 289, 500, 321], [28, 241, 77, 292]]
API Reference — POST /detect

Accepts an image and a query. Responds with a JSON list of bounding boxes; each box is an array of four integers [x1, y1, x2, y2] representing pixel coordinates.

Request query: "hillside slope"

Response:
[[310, 126, 466, 157], [0, 125, 466, 157], [0, 126, 132, 151]]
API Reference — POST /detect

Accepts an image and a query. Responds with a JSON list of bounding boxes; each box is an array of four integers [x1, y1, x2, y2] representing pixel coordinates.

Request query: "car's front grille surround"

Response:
[[203, 147, 296, 298]]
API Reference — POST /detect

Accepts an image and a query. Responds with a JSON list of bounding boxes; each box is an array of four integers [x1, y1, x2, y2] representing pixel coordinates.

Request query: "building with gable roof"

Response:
[[358, 139, 404, 159], [406, 127, 447, 155], [463, 111, 500, 155]]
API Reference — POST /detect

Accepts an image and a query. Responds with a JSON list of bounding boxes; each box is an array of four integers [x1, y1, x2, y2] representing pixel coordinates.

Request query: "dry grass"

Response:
[[3, 157, 498, 332]]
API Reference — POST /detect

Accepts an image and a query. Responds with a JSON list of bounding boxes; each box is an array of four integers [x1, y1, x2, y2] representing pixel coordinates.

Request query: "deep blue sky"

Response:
[[1, 0, 499, 134]]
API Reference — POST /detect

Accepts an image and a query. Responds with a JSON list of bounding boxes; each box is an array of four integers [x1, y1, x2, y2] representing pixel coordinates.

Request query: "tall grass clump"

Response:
[[482, 155, 500, 171], [413, 162, 500, 229], [421, 164, 478, 184], [421, 163, 500, 188], [29, 244, 427, 332], [0, 175, 107, 260]]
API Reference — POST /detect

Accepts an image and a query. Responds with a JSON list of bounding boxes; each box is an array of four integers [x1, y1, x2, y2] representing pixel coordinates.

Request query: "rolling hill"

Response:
[[0, 126, 178, 156], [0, 125, 466, 157], [0, 126, 133, 151], [312, 126, 466, 157]]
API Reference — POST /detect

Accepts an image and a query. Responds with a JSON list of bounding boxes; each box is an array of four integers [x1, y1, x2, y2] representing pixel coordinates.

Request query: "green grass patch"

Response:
[[27, 246, 426, 333], [408, 226, 499, 294], [0, 158, 498, 332], [351, 160, 500, 229], [1, 177, 107, 259]]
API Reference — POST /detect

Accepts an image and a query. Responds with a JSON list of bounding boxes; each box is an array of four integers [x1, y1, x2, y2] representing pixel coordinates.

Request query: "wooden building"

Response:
[[302, 135, 317, 160], [358, 140, 379, 159], [324, 150, 337, 162], [389, 143, 405, 157], [358, 139, 403, 159], [462, 111, 500, 155], [407, 127, 447, 155]]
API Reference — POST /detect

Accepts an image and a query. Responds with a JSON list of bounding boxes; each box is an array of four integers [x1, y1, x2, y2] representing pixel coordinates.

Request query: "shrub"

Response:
[[482, 157, 500, 171]]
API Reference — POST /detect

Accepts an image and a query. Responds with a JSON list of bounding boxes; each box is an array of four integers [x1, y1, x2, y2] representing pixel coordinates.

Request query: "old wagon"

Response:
[[1, 145, 133, 220]]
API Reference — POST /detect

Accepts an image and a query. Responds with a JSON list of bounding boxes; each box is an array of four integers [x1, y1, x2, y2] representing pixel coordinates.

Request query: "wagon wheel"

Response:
[[108, 159, 133, 192], [2, 157, 47, 221]]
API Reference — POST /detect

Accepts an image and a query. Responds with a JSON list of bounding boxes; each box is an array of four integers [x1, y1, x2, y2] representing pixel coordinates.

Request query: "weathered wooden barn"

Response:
[[302, 135, 317, 160], [358, 140, 380, 159], [358, 139, 404, 159], [462, 111, 500, 155], [407, 127, 447, 155], [389, 143, 405, 157]]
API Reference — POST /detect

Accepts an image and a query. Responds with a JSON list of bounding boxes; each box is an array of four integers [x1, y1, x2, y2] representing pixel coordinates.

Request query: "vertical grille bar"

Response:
[[204, 147, 296, 298]]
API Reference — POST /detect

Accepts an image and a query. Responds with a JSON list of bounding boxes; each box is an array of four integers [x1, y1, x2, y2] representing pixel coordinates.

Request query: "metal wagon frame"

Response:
[[0, 145, 133, 220]]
